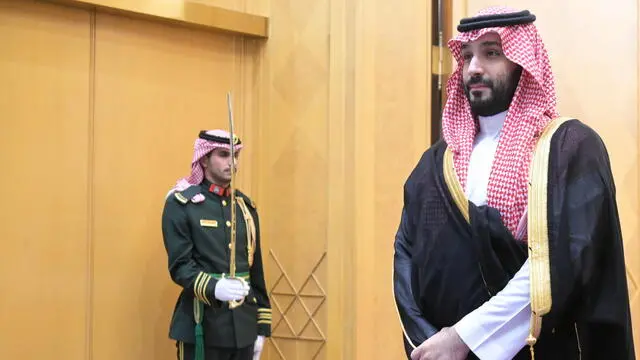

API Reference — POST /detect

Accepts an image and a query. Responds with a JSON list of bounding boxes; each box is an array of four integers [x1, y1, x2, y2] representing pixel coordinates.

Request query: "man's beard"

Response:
[[464, 67, 522, 117]]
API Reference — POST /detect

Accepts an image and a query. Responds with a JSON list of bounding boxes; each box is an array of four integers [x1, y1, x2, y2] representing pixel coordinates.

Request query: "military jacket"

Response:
[[162, 179, 271, 349]]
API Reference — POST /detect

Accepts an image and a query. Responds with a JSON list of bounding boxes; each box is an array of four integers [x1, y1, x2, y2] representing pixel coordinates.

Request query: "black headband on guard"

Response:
[[457, 10, 536, 32], [198, 131, 242, 145]]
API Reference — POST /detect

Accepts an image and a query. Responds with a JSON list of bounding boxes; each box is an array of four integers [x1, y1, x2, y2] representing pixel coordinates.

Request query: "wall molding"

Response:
[[43, 0, 269, 38]]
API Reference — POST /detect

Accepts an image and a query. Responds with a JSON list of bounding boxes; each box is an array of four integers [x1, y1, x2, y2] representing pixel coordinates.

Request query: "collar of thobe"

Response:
[[465, 110, 508, 206], [476, 110, 507, 141]]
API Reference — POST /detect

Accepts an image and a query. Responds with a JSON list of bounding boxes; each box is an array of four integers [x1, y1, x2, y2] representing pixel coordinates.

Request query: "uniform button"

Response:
[[226, 221, 231, 227], [222, 200, 227, 206]]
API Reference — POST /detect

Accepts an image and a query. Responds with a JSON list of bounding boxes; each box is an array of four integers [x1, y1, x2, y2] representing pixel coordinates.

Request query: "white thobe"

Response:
[[452, 111, 531, 360]]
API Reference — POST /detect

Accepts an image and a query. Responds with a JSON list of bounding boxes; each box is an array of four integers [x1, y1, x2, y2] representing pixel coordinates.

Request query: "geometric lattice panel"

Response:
[[268, 250, 327, 360]]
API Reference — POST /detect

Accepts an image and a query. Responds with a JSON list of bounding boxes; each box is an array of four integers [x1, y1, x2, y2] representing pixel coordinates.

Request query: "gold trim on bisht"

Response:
[[443, 147, 470, 224], [526, 116, 573, 358], [392, 261, 418, 350]]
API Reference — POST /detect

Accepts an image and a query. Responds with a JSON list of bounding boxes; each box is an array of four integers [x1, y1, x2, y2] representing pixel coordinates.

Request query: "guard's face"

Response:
[[201, 147, 240, 185], [461, 32, 521, 116]]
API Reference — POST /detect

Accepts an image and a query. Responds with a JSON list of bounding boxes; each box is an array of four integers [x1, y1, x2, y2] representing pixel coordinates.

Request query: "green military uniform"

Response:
[[162, 178, 271, 359]]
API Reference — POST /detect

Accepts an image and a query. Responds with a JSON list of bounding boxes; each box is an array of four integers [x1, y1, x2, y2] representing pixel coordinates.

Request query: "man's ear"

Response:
[[199, 155, 208, 169]]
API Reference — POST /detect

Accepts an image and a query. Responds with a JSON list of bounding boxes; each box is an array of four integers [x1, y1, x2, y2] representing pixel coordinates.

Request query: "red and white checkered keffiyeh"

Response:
[[167, 129, 243, 200], [443, 6, 559, 235]]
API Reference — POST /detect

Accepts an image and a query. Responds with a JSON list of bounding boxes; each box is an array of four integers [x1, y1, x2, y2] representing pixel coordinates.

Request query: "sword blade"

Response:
[[226, 92, 237, 278]]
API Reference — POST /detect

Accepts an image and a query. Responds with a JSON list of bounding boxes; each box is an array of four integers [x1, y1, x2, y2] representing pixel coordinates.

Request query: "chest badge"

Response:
[[200, 219, 218, 228]]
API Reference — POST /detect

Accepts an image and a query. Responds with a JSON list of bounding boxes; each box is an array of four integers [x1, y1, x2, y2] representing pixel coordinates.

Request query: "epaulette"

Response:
[[174, 185, 202, 205], [248, 197, 257, 210], [236, 190, 257, 210]]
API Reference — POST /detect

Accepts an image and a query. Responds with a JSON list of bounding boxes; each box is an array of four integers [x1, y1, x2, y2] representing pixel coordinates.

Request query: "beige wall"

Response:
[[0, 1, 91, 358], [0, 0, 431, 359], [90, 11, 256, 360], [5, 0, 634, 359], [1, 0, 260, 358], [251, 0, 433, 357]]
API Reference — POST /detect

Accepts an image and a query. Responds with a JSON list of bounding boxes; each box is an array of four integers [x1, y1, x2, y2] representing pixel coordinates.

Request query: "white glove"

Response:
[[214, 277, 249, 302], [253, 335, 265, 360]]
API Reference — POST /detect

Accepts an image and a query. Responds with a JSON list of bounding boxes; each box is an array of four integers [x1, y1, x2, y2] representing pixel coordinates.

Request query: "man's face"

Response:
[[461, 32, 521, 116], [200, 147, 240, 186]]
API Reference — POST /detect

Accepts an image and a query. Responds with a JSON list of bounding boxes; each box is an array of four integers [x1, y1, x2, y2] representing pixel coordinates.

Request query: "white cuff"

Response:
[[453, 259, 532, 360]]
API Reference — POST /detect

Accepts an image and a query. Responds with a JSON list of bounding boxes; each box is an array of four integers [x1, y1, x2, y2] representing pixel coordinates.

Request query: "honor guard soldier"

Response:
[[162, 129, 271, 360]]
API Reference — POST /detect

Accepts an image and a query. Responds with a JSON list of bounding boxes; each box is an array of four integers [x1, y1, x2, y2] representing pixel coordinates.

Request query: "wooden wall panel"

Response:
[[459, 0, 640, 356], [257, 0, 433, 359], [256, 0, 331, 358], [2, 1, 438, 359], [349, 0, 431, 358], [91, 13, 252, 360], [0, 0, 91, 358]]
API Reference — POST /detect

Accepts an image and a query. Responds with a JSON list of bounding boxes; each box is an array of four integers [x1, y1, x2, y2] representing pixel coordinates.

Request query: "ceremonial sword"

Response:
[[226, 91, 245, 309]]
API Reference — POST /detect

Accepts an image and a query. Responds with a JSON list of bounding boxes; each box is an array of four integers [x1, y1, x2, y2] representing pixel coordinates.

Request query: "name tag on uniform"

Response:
[[200, 219, 218, 228]]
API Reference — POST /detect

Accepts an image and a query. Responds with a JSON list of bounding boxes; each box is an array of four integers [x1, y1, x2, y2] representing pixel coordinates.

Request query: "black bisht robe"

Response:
[[393, 119, 635, 359]]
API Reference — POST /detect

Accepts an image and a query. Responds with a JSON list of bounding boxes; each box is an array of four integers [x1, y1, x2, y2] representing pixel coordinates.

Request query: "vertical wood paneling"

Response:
[[91, 12, 241, 360], [258, 0, 432, 358], [327, 0, 353, 357], [349, 0, 431, 358], [256, 0, 331, 358], [3, 1, 443, 359], [0, 1, 91, 358]]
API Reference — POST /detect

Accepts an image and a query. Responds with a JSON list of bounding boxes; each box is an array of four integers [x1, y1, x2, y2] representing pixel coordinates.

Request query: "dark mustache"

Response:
[[466, 76, 493, 88]]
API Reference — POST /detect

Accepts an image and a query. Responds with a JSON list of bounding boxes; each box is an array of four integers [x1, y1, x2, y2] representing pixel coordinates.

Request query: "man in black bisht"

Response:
[[393, 6, 635, 360]]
